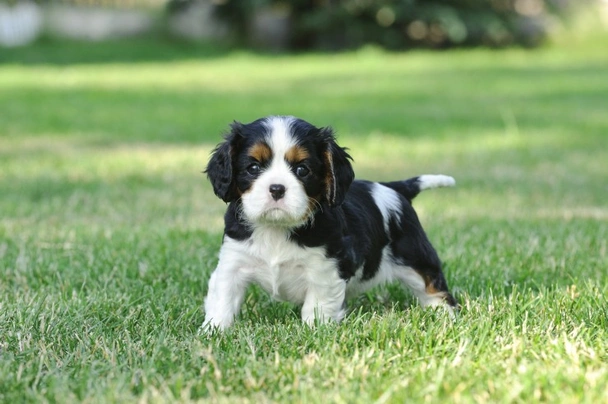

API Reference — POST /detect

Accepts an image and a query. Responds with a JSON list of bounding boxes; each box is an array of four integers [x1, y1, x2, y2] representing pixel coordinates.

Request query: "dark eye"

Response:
[[247, 163, 261, 175], [295, 165, 310, 178]]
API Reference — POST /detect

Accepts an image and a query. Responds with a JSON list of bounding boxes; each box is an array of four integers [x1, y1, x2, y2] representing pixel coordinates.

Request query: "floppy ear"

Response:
[[205, 123, 243, 203], [321, 127, 354, 207]]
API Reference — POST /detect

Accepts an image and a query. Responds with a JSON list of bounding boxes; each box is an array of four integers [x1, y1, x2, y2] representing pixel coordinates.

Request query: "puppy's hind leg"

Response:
[[394, 264, 457, 313], [389, 203, 457, 314]]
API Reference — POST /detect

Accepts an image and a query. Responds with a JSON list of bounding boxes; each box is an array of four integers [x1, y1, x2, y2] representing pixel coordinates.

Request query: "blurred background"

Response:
[[0, 0, 605, 50], [1, 0, 607, 234]]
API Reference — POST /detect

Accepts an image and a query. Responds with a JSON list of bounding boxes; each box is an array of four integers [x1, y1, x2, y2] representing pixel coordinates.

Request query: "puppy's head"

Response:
[[206, 116, 354, 227]]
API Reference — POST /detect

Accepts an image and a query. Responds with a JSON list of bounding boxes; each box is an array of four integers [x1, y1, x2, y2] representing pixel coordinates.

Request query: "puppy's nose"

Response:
[[269, 184, 286, 201]]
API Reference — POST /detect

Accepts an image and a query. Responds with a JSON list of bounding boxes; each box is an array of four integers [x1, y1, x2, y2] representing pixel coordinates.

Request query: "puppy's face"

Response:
[[206, 116, 354, 228], [237, 118, 325, 227]]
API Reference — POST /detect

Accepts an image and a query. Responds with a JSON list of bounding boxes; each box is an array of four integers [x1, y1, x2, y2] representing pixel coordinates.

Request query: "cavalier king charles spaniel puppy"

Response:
[[203, 116, 457, 330]]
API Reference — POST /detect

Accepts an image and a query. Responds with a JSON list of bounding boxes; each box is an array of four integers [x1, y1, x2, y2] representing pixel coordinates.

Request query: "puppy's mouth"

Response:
[[260, 205, 294, 221], [256, 203, 310, 227]]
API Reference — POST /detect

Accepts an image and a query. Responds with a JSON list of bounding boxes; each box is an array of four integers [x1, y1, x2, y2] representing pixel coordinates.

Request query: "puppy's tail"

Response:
[[382, 174, 455, 203]]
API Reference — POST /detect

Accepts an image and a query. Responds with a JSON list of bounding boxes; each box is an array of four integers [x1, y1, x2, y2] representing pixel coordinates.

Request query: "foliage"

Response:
[[1, 35, 608, 402], [210, 0, 597, 50]]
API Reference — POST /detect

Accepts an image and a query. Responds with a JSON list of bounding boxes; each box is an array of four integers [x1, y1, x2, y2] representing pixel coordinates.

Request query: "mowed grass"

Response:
[[1, 34, 607, 403]]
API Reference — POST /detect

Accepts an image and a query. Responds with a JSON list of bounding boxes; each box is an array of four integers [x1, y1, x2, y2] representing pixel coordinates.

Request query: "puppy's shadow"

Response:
[[230, 281, 460, 330], [239, 285, 300, 324], [347, 284, 420, 316]]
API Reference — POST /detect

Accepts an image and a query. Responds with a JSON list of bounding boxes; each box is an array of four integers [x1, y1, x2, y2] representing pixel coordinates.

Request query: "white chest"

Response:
[[221, 228, 335, 304]]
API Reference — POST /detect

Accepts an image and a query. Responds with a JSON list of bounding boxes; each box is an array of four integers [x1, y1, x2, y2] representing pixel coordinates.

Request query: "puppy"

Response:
[[203, 116, 457, 330]]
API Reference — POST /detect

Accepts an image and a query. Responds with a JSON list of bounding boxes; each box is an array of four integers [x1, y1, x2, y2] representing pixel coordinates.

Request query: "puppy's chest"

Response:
[[238, 229, 330, 303]]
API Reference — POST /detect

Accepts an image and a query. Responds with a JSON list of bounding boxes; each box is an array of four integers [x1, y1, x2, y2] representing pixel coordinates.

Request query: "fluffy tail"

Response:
[[382, 174, 455, 202]]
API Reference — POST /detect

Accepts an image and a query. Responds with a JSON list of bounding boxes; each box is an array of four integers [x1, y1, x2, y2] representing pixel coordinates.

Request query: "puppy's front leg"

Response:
[[202, 255, 250, 331], [301, 272, 347, 326]]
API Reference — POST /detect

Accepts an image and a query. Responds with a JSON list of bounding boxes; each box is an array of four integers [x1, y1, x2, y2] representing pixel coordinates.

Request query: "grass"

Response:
[[1, 32, 607, 402]]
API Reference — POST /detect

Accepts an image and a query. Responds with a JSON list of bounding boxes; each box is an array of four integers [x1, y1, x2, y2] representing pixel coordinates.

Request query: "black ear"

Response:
[[321, 127, 354, 207], [205, 123, 243, 203]]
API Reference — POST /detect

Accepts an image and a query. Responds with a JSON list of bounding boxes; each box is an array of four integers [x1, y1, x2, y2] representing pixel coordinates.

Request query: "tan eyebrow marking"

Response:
[[248, 142, 272, 162], [285, 145, 310, 164]]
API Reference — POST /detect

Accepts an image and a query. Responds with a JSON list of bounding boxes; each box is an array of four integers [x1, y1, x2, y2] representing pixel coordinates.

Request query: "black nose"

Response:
[[269, 184, 286, 200]]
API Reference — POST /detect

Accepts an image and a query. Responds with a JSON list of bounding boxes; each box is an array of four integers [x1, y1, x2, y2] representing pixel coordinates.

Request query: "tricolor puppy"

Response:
[[203, 116, 457, 330]]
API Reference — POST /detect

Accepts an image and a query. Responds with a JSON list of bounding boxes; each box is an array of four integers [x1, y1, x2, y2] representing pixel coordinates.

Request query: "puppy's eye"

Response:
[[247, 163, 261, 175], [295, 165, 310, 178]]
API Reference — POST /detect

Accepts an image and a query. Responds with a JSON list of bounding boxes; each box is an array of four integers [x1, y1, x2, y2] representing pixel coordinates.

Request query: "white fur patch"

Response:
[[265, 116, 296, 153], [418, 174, 456, 190], [370, 182, 403, 232]]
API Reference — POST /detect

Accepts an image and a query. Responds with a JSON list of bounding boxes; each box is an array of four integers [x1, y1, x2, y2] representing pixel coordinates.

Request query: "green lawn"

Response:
[[1, 34, 607, 403]]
